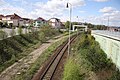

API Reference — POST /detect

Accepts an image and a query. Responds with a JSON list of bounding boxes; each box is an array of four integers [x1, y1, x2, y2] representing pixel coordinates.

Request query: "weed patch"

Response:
[[63, 33, 120, 80]]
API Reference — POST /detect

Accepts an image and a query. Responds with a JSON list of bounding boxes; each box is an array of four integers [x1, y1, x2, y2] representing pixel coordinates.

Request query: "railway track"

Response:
[[32, 35, 77, 80]]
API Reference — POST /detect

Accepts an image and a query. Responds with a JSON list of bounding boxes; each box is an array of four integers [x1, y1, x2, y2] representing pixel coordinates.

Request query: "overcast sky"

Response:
[[0, 0, 120, 26]]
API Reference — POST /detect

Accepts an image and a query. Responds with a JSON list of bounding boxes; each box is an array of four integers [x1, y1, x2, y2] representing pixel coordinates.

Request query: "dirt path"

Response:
[[0, 35, 67, 80]]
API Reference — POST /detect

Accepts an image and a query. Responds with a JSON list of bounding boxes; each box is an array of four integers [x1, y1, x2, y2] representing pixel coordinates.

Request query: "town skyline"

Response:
[[0, 0, 120, 26]]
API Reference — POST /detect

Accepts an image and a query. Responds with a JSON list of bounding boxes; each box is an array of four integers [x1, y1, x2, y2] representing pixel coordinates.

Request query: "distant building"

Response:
[[108, 27, 120, 32], [1, 13, 24, 27], [34, 17, 47, 27], [22, 18, 31, 26], [72, 24, 88, 32], [48, 18, 62, 28], [0, 13, 32, 27], [59, 22, 65, 29]]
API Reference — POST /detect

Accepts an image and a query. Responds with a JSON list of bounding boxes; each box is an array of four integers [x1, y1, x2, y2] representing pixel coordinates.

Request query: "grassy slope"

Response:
[[0, 27, 61, 73], [13, 36, 68, 80], [0, 33, 41, 72], [63, 33, 120, 80]]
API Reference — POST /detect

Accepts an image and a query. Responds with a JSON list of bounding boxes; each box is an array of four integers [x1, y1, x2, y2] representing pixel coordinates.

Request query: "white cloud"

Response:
[[34, 2, 44, 8], [0, 0, 119, 26], [0, 1, 31, 18], [99, 7, 115, 13], [87, 7, 120, 26], [32, 0, 65, 19], [84, 9, 120, 26], [68, 0, 85, 7], [0, 0, 5, 5], [0, 0, 85, 20], [0, 3, 25, 15], [12, 0, 29, 6], [32, 0, 85, 19], [94, 0, 109, 2], [99, 7, 120, 21]]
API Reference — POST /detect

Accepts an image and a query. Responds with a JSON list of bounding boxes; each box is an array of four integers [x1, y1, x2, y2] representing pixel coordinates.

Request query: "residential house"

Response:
[[60, 22, 65, 29], [108, 27, 120, 32], [22, 18, 31, 27], [48, 18, 62, 28], [34, 17, 47, 27], [1, 13, 24, 27], [0, 13, 32, 27]]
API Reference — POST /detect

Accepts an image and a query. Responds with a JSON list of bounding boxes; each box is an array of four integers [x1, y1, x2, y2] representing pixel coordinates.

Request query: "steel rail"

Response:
[[39, 35, 76, 80]]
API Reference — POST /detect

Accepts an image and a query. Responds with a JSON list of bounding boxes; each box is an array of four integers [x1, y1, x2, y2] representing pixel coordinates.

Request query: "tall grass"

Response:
[[63, 33, 120, 80], [63, 58, 84, 80]]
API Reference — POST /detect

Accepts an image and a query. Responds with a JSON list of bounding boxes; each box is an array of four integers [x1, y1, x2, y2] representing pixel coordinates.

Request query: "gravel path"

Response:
[[0, 35, 66, 80]]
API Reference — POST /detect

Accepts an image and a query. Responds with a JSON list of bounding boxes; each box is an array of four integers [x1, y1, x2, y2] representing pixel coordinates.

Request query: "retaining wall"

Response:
[[92, 30, 120, 70]]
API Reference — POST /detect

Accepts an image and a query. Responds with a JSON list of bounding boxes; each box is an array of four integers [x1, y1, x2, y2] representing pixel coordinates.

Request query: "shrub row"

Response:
[[63, 33, 120, 80], [78, 34, 112, 71]]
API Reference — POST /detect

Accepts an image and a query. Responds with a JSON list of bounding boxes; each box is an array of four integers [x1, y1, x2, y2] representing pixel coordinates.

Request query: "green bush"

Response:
[[77, 34, 112, 71], [109, 70, 120, 80], [0, 22, 3, 28], [63, 58, 84, 80], [63, 33, 120, 79], [18, 27, 23, 35], [0, 30, 8, 39], [39, 32, 46, 42], [40, 25, 60, 37]]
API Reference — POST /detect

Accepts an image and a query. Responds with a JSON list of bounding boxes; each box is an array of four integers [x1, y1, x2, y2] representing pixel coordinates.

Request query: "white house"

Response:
[[48, 18, 62, 28], [34, 17, 47, 27]]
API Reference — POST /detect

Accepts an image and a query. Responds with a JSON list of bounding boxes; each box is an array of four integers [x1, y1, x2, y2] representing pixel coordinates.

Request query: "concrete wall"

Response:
[[92, 31, 120, 70]]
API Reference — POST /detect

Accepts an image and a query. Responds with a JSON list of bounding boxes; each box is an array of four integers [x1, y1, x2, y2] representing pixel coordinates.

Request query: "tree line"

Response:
[[65, 21, 107, 30]]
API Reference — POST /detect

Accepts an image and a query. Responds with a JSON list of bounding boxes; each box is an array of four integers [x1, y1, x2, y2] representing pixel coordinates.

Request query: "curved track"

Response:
[[32, 35, 77, 80]]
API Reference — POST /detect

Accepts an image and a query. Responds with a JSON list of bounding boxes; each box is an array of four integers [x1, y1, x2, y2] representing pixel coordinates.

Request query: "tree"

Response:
[[0, 30, 8, 39], [4, 22, 8, 28], [72, 22, 78, 25], [84, 22, 87, 25], [85, 23, 93, 29], [39, 32, 46, 42], [0, 22, 3, 28], [65, 21, 70, 29], [9, 23, 13, 28], [10, 28, 16, 37], [18, 26, 23, 35]]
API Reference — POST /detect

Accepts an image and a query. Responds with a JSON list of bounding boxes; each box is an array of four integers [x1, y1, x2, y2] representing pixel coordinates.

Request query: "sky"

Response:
[[0, 0, 120, 26]]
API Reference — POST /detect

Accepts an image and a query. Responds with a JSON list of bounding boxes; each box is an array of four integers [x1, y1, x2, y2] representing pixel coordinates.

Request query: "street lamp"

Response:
[[66, 2, 72, 56], [107, 16, 109, 31], [76, 16, 79, 38]]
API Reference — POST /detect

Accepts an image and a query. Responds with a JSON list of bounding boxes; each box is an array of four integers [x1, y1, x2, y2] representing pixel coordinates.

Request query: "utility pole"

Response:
[[76, 16, 79, 38], [107, 16, 109, 30], [66, 2, 72, 56]]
